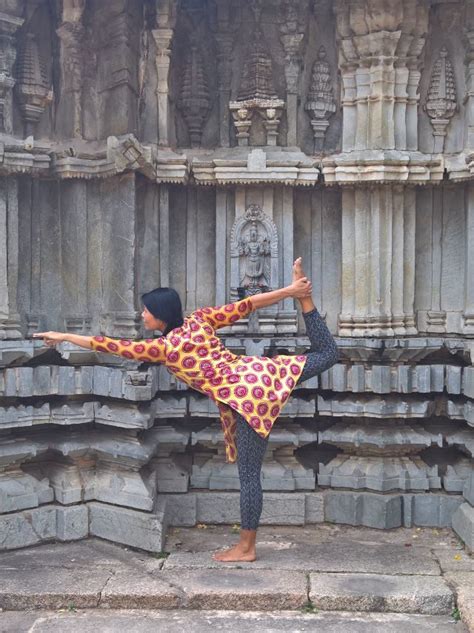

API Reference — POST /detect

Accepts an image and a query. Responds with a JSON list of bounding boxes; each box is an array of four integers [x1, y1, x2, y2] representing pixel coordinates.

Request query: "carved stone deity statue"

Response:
[[238, 221, 271, 291]]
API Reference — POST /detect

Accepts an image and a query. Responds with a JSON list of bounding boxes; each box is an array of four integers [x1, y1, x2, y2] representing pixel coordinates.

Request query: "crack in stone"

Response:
[[97, 570, 117, 606]]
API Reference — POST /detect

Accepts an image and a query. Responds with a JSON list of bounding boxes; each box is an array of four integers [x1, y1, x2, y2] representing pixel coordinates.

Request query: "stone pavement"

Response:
[[0, 524, 472, 632]]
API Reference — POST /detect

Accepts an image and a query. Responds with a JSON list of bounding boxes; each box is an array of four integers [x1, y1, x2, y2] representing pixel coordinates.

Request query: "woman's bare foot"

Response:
[[293, 257, 316, 313], [293, 257, 305, 282], [212, 543, 256, 562], [212, 528, 257, 562]]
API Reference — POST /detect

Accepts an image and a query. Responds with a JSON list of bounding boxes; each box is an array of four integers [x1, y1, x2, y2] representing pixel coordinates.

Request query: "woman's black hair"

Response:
[[141, 287, 184, 335]]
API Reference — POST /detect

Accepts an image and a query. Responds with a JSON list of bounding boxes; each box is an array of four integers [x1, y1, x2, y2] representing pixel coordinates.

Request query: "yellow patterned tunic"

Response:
[[90, 299, 307, 462]]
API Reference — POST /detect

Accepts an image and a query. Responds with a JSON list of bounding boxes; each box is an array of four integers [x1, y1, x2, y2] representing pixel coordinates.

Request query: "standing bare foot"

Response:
[[212, 543, 256, 562], [293, 257, 305, 282]]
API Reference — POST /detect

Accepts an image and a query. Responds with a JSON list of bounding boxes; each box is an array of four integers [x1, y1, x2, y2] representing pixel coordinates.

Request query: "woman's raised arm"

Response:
[[248, 277, 313, 310]]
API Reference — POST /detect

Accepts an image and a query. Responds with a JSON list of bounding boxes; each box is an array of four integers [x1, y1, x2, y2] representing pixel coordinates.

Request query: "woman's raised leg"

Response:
[[292, 258, 339, 384]]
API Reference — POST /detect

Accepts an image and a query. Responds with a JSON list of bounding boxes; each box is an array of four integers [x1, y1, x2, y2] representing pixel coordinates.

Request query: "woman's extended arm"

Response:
[[33, 331, 167, 362], [249, 277, 313, 310], [33, 332, 92, 349]]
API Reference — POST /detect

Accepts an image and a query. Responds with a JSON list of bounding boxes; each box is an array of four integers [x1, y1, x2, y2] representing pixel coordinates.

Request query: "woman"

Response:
[[33, 257, 338, 562]]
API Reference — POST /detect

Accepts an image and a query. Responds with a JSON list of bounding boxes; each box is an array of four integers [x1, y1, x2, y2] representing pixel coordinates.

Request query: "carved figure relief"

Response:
[[238, 221, 271, 291], [230, 204, 278, 297]]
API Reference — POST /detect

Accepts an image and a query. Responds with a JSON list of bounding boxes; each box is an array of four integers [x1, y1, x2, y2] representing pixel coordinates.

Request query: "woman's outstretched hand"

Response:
[[288, 277, 312, 298], [33, 331, 66, 347]]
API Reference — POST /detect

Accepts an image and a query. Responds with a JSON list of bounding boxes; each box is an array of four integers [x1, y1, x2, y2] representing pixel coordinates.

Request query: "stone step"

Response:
[[0, 609, 467, 633], [309, 573, 454, 615], [0, 566, 455, 616]]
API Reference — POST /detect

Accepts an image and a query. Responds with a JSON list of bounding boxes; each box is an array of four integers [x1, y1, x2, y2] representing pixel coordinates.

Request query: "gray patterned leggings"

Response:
[[236, 308, 339, 530]]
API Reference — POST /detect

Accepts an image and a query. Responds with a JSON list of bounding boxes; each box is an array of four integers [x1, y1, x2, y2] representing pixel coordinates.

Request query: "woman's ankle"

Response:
[[299, 297, 316, 313]]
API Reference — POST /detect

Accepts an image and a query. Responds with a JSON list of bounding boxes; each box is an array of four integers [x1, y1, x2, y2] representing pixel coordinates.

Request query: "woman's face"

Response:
[[141, 305, 166, 332]]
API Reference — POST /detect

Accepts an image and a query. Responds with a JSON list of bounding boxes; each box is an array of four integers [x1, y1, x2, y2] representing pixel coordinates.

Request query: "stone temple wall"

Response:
[[0, 0, 473, 553]]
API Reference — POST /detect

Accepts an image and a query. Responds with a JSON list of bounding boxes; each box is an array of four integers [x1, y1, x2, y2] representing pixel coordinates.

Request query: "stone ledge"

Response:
[[309, 573, 454, 615], [162, 569, 308, 610]]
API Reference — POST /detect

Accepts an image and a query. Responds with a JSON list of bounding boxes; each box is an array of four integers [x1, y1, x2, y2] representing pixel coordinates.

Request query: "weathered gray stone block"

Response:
[[309, 572, 454, 615], [94, 402, 154, 429], [463, 367, 474, 398], [0, 469, 53, 512], [452, 503, 474, 552], [324, 491, 402, 529], [88, 500, 168, 553], [318, 456, 441, 492], [370, 365, 391, 393], [446, 400, 474, 426], [305, 492, 325, 523], [443, 460, 474, 493], [154, 396, 187, 418], [160, 493, 197, 526], [403, 493, 464, 528], [196, 493, 240, 524], [317, 395, 435, 418], [260, 493, 306, 525], [56, 504, 89, 541], [446, 366, 462, 394], [0, 505, 56, 550], [188, 395, 220, 417], [463, 473, 474, 506]]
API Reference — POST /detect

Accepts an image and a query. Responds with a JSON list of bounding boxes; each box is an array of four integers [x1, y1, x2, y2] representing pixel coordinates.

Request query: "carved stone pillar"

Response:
[[61, 181, 90, 333], [339, 185, 417, 337], [279, 0, 305, 146], [96, 0, 141, 138], [0, 178, 21, 339], [414, 187, 447, 334], [466, 1, 474, 151], [334, 0, 428, 153], [0, 12, 23, 134], [56, 0, 85, 138], [152, 0, 176, 146], [90, 173, 139, 337], [464, 183, 474, 334], [214, 0, 235, 147]]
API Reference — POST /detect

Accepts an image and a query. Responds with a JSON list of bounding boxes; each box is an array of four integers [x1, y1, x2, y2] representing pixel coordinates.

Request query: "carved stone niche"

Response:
[[229, 203, 279, 333], [229, 3, 285, 147]]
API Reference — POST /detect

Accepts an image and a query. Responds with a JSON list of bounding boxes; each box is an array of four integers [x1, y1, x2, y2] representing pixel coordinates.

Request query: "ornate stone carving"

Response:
[[305, 46, 336, 152], [152, 0, 177, 146], [238, 221, 271, 292], [178, 41, 210, 147], [424, 46, 457, 153], [0, 12, 23, 134], [229, 5, 284, 146], [231, 203, 277, 299], [279, 0, 305, 145], [334, 0, 428, 152], [14, 33, 52, 135]]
